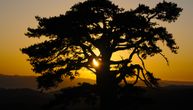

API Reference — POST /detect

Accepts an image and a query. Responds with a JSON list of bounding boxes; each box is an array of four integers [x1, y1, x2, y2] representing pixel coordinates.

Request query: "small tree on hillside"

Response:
[[21, 0, 182, 109]]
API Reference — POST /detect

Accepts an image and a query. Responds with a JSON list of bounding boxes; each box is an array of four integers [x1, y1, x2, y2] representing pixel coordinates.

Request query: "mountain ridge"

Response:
[[0, 74, 95, 91], [1, 74, 193, 90]]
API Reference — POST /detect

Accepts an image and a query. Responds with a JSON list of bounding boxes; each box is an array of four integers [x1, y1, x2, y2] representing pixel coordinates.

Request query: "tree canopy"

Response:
[[22, 0, 182, 88], [21, 0, 182, 109]]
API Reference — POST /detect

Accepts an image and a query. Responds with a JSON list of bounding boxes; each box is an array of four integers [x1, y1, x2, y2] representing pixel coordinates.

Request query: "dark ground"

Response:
[[0, 88, 52, 110], [139, 85, 193, 110], [0, 85, 193, 110], [0, 74, 193, 110]]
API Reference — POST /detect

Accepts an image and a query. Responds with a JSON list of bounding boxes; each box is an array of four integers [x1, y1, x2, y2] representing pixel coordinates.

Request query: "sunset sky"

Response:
[[0, 0, 193, 82]]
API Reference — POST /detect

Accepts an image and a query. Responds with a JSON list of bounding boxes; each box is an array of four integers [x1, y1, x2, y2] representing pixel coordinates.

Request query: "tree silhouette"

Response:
[[21, 0, 182, 109]]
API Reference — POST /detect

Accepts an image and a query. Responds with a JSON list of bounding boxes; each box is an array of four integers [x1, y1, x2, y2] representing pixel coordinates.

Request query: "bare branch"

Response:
[[113, 38, 146, 52], [128, 47, 138, 61], [79, 43, 97, 58], [110, 59, 131, 65], [159, 52, 169, 65], [137, 52, 148, 71], [147, 12, 158, 22], [141, 69, 153, 88], [85, 66, 97, 75]]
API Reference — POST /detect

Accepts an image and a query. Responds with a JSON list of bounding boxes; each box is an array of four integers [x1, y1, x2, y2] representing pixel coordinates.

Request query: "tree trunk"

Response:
[[96, 63, 117, 110]]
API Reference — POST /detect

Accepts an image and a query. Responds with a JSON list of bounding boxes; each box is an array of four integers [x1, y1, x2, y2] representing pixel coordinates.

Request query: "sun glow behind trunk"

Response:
[[93, 58, 99, 67]]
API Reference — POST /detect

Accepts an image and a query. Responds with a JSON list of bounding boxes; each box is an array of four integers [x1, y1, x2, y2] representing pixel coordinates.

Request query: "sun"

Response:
[[92, 58, 99, 67]]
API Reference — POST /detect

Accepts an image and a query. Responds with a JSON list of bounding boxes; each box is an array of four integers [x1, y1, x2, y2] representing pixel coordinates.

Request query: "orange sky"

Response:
[[0, 0, 193, 81]]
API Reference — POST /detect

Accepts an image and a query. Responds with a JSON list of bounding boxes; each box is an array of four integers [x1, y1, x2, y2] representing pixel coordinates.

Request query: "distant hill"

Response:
[[135, 80, 193, 87], [0, 74, 95, 91], [0, 74, 37, 89], [158, 80, 193, 86], [1, 73, 193, 90]]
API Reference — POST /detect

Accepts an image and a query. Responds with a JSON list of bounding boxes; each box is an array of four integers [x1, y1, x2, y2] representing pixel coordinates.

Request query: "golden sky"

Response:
[[0, 0, 193, 81]]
